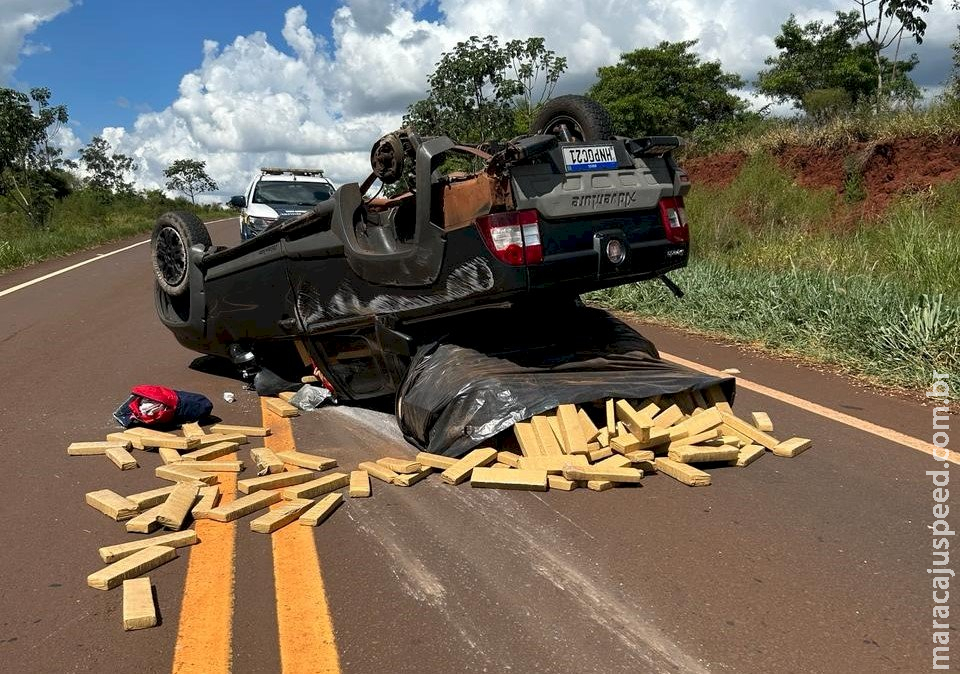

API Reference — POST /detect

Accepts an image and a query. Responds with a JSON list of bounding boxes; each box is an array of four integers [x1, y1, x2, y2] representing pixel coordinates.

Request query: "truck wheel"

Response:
[[151, 211, 211, 296], [531, 95, 615, 142]]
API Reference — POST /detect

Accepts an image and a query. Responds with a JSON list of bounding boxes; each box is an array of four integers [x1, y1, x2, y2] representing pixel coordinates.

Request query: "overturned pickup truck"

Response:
[[151, 96, 691, 400]]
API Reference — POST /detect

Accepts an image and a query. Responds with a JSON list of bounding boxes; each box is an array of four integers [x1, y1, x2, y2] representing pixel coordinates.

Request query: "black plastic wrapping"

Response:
[[396, 306, 735, 457]]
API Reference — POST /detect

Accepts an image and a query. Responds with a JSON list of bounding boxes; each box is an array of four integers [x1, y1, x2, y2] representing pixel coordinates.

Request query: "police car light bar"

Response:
[[260, 167, 325, 176]]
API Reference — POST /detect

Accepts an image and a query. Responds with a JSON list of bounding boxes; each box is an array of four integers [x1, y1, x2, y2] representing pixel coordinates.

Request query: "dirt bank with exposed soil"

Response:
[[685, 137, 960, 215]]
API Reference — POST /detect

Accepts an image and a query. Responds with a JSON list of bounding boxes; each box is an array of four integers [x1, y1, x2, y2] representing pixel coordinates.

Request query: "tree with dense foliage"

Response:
[[0, 86, 69, 227], [587, 40, 748, 138], [853, 0, 931, 107], [164, 159, 218, 204], [504, 37, 567, 133], [404, 35, 566, 142], [756, 11, 919, 113], [78, 136, 136, 196]]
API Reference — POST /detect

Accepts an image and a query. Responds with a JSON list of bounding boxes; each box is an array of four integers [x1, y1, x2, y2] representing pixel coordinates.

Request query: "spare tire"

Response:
[[530, 95, 615, 142], [151, 210, 211, 296]]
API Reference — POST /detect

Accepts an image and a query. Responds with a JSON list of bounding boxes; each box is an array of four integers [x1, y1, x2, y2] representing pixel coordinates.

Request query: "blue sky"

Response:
[[2, 1, 956, 197], [12, 1, 442, 139]]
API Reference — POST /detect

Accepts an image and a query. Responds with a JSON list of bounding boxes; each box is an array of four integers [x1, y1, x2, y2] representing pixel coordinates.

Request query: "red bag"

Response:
[[127, 385, 179, 424], [113, 384, 214, 428]]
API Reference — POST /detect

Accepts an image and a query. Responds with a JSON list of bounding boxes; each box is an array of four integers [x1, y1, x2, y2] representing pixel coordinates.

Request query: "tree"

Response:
[[78, 136, 136, 196], [802, 88, 854, 122], [853, 0, 932, 107], [949, 24, 960, 100], [587, 40, 748, 138], [504, 37, 567, 133], [164, 159, 217, 204], [0, 86, 69, 227], [405, 35, 518, 143], [756, 12, 919, 113], [951, 4, 960, 99], [404, 35, 566, 143]]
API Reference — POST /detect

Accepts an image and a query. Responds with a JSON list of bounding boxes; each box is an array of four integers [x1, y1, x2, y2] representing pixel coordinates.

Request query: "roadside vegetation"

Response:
[[0, 190, 226, 272], [0, 87, 224, 273], [685, 154, 960, 297], [586, 2, 960, 393], [592, 158, 960, 392], [687, 100, 960, 158]]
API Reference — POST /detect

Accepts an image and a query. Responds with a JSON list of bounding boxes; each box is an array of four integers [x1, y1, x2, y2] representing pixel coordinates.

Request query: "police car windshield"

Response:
[[253, 180, 333, 207]]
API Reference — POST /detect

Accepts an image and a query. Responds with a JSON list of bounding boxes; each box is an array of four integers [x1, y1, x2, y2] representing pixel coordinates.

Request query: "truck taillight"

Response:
[[659, 196, 689, 243], [475, 209, 543, 266]]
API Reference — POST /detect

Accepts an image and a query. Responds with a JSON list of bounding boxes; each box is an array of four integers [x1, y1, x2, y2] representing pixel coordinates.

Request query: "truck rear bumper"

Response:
[[528, 237, 688, 290]]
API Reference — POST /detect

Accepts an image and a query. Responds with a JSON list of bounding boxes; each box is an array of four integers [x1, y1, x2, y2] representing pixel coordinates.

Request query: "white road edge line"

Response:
[[659, 350, 959, 465], [0, 217, 236, 299]]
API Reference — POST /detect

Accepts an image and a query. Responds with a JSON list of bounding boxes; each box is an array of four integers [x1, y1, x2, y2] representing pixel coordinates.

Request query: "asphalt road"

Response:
[[0, 217, 951, 673]]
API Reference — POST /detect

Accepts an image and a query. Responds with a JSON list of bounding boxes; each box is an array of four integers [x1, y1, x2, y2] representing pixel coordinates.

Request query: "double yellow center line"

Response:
[[172, 461, 237, 672], [264, 401, 341, 674], [171, 400, 340, 673]]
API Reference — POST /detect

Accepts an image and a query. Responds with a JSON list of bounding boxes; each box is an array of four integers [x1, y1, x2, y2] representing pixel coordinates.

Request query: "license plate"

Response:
[[562, 145, 617, 172]]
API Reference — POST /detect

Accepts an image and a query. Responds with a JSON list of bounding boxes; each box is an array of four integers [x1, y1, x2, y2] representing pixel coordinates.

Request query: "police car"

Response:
[[229, 168, 335, 240]]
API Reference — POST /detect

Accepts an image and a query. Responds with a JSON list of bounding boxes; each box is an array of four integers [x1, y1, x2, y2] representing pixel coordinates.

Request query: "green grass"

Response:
[[591, 154, 960, 392], [687, 154, 960, 296], [0, 190, 230, 273], [594, 263, 959, 392], [688, 99, 960, 157]]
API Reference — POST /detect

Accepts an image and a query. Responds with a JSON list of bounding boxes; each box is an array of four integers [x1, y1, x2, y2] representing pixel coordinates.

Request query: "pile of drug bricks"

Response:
[[451, 383, 812, 492], [70, 419, 354, 632], [69, 386, 809, 631]]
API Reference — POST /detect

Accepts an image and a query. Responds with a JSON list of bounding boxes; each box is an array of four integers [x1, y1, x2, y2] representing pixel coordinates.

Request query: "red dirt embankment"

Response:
[[685, 137, 960, 215]]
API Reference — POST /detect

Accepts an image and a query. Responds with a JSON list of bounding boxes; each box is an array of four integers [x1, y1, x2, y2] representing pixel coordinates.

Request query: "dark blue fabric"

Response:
[[173, 390, 213, 422]]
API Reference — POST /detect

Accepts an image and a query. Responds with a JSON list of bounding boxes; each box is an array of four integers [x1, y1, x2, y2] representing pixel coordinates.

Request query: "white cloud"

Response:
[[344, 0, 397, 33], [741, 90, 799, 118], [20, 41, 52, 57], [66, 1, 956, 198], [0, 0, 74, 83], [98, 7, 404, 196], [50, 123, 81, 156]]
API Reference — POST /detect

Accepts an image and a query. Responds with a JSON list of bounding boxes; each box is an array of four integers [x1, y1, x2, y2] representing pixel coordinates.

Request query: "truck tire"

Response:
[[531, 95, 615, 142], [151, 211, 211, 296]]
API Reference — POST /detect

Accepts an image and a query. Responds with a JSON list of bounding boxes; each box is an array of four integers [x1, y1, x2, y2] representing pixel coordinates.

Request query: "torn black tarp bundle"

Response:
[[396, 306, 734, 457]]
